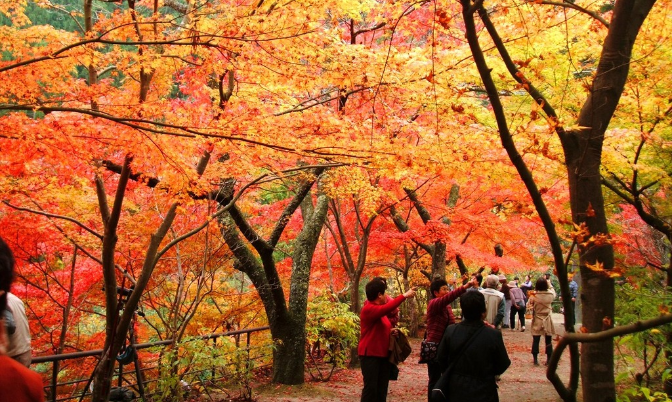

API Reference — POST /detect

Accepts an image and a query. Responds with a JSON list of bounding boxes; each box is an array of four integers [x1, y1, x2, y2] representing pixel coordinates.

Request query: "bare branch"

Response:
[[539, 0, 609, 28], [2, 200, 103, 239]]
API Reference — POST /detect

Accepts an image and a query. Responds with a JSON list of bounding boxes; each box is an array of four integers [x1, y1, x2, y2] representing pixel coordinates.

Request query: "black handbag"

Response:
[[418, 333, 439, 364], [430, 325, 485, 402]]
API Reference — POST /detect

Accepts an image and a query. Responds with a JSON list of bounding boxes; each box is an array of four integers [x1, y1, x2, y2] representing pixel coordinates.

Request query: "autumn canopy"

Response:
[[0, 0, 671, 401]]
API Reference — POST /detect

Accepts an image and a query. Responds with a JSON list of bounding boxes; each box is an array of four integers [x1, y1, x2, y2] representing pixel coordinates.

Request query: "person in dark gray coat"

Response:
[[433, 291, 511, 402]]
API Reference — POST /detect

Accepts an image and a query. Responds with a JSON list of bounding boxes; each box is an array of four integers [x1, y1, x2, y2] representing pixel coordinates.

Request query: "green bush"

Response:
[[615, 269, 672, 399], [305, 292, 360, 381]]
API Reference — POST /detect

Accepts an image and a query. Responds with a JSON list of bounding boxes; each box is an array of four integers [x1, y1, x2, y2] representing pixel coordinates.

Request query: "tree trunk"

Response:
[[219, 169, 328, 385], [401, 272, 418, 336], [272, 186, 329, 383], [432, 242, 446, 281], [565, 146, 616, 401], [348, 276, 361, 368], [665, 255, 672, 395], [563, 2, 656, 400], [271, 315, 308, 384]]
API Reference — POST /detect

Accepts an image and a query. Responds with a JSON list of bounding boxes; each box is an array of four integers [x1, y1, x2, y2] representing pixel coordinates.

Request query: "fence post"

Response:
[[51, 360, 59, 402]]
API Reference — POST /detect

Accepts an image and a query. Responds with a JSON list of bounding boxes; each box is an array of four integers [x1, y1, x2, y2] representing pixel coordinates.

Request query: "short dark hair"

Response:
[[535, 277, 549, 291], [472, 273, 483, 286], [372, 276, 388, 287], [365, 278, 387, 302], [0, 236, 16, 312], [460, 291, 486, 321], [430, 279, 448, 295]]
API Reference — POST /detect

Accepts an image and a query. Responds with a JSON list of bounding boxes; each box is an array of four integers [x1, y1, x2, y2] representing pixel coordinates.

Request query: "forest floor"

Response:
[[249, 313, 580, 402]]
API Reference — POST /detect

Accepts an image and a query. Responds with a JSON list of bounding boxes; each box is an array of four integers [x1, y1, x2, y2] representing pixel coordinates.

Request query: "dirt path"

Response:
[[253, 314, 578, 402]]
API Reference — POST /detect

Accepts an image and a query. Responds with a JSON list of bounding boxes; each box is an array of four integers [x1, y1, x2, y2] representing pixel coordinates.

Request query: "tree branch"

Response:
[[2, 201, 103, 239], [539, 0, 609, 28]]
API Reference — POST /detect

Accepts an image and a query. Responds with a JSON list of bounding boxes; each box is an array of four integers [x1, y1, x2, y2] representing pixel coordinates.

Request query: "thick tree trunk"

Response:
[[665, 256, 672, 395], [566, 149, 616, 402], [564, 2, 655, 400], [432, 242, 446, 281], [270, 316, 308, 384], [272, 187, 328, 383], [219, 170, 328, 385]]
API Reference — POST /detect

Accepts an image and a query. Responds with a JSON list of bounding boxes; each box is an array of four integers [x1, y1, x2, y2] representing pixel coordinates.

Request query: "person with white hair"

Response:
[[479, 275, 505, 328]]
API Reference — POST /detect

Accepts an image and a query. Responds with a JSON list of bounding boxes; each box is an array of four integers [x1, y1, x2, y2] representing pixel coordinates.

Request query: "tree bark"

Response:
[[218, 168, 328, 384], [273, 188, 329, 383], [458, 0, 656, 399], [561, 1, 656, 399]]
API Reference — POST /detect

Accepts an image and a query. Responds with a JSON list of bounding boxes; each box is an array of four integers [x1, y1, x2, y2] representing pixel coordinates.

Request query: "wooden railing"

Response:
[[31, 326, 271, 402]]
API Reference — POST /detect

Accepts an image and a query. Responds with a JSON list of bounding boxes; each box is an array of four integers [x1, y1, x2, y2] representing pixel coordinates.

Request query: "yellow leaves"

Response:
[[585, 259, 623, 279], [322, 167, 383, 216], [572, 220, 612, 251], [580, 232, 613, 250], [571, 222, 591, 244], [585, 260, 605, 272], [590, 233, 611, 247], [0, 1, 30, 27]]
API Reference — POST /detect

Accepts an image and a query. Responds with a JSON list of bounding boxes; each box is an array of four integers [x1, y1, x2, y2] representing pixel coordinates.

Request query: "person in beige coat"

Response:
[[528, 277, 555, 366]]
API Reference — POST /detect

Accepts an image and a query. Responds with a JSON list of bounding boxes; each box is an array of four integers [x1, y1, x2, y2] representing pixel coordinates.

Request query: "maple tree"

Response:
[[1, 0, 670, 400], [450, 0, 672, 400], [600, 59, 672, 392]]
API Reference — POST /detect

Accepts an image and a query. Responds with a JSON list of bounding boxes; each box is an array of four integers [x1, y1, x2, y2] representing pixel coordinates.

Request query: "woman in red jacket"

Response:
[[358, 278, 416, 402]]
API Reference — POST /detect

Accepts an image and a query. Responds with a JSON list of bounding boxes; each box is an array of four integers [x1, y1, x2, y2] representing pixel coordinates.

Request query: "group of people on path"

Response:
[[357, 272, 568, 402]]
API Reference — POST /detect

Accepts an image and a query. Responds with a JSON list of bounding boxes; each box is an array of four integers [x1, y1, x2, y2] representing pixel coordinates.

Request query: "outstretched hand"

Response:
[[403, 287, 417, 299]]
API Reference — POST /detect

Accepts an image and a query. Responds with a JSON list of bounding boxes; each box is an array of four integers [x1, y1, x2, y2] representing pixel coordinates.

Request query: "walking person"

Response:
[[479, 275, 505, 328], [424, 277, 478, 401], [568, 274, 579, 326], [508, 281, 526, 331], [520, 275, 533, 300], [432, 291, 510, 402], [529, 277, 555, 366], [0, 237, 44, 402], [358, 278, 416, 402], [499, 275, 511, 329]]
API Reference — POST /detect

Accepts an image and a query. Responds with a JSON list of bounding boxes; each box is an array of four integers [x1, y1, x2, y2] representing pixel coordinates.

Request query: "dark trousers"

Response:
[[532, 335, 553, 358], [427, 360, 442, 402], [360, 355, 392, 402], [510, 305, 526, 329]]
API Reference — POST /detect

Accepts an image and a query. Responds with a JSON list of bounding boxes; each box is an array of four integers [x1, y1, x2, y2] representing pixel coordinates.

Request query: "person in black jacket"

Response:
[[433, 291, 511, 402]]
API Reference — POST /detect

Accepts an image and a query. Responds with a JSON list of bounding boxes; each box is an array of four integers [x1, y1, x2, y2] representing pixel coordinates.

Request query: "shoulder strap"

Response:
[[431, 325, 487, 401], [444, 325, 486, 371]]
